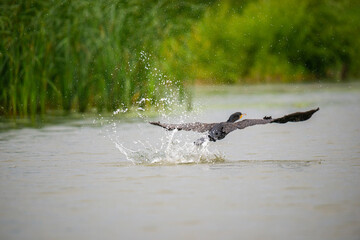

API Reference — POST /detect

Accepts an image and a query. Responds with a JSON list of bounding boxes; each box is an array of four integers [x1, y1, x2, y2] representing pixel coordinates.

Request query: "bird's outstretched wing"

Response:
[[149, 121, 217, 133], [227, 107, 320, 134], [232, 119, 273, 131], [271, 107, 320, 123], [150, 108, 319, 136]]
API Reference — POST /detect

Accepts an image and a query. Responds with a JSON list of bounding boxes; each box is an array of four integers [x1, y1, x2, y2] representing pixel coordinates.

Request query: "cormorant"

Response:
[[150, 108, 319, 145]]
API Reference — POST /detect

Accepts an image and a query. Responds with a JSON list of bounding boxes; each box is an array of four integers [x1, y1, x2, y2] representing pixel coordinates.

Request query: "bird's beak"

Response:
[[240, 113, 246, 119]]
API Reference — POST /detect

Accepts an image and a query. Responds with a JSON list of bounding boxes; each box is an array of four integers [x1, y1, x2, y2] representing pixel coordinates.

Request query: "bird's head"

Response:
[[227, 112, 246, 122]]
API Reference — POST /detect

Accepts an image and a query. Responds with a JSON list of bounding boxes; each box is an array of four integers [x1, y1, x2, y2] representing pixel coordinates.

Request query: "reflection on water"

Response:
[[1, 83, 360, 240], [209, 160, 322, 170]]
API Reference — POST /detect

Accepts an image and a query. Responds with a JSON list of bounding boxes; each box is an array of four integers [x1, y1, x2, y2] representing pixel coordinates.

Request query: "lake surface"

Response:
[[1, 83, 360, 240]]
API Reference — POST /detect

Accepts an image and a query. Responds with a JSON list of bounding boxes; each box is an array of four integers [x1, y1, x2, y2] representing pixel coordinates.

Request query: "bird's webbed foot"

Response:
[[208, 135, 216, 142], [194, 137, 209, 146]]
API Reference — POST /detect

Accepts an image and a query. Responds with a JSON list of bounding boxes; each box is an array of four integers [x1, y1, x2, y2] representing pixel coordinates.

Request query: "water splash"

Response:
[[110, 129, 225, 164], [113, 131, 224, 165], [97, 51, 223, 165], [100, 116, 225, 165]]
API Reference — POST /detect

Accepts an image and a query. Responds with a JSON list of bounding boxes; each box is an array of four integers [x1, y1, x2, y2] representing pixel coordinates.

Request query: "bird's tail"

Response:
[[271, 107, 319, 124]]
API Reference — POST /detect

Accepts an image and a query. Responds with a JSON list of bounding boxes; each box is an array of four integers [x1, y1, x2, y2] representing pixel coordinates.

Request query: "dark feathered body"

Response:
[[208, 122, 228, 141]]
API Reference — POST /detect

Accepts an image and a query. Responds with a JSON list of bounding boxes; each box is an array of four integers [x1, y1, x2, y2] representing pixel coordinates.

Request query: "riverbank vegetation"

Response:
[[1, 0, 359, 118], [163, 0, 360, 84]]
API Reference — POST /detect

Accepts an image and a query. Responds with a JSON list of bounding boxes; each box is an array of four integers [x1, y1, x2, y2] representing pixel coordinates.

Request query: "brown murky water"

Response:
[[1, 83, 360, 240]]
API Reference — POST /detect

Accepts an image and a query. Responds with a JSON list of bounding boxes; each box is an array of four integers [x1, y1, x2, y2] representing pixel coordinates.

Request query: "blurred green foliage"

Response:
[[1, 0, 359, 117], [163, 0, 360, 83]]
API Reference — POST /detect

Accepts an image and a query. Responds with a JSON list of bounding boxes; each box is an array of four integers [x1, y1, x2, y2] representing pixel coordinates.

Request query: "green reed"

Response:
[[0, 0, 210, 118]]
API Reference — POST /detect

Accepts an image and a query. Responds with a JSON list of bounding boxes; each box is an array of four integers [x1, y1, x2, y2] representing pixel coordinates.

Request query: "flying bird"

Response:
[[150, 108, 319, 145]]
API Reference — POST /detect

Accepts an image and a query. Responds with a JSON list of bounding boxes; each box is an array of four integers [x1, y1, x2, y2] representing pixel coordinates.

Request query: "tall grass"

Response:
[[0, 0, 211, 118], [162, 0, 360, 83]]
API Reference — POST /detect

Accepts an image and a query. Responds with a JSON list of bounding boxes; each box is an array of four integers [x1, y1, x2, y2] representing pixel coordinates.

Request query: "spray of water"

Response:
[[98, 51, 225, 165]]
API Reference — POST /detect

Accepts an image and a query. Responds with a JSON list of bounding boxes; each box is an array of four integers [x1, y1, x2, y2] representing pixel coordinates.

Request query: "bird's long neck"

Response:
[[227, 116, 238, 122], [226, 112, 243, 122]]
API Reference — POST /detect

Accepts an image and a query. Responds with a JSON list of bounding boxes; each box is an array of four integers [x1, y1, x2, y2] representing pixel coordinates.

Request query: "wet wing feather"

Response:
[[225, 108, 320, 133], [271, 107, 319, 123], [149, 121, 217, 133], [227, 119, 272, 133]]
